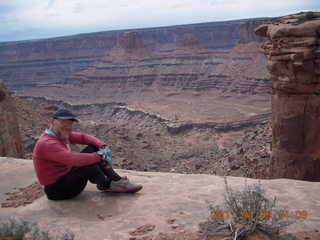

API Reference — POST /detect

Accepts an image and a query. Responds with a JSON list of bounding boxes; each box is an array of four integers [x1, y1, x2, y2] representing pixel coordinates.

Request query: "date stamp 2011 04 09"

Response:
[[211, 210, 308, 220]]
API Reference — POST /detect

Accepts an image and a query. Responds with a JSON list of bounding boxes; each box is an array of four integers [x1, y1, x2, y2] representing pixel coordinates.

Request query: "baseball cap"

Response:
[[52, 109, 79, 122]]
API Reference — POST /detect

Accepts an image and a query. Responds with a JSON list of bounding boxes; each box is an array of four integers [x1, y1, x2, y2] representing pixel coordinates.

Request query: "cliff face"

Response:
[[0, 34, 117, 90], [0, 80, 24, 158], [255, 12, 320, 181], [0, 19, 266, 92], [238, 18, 272, 44], [73, 32, 226, 94]]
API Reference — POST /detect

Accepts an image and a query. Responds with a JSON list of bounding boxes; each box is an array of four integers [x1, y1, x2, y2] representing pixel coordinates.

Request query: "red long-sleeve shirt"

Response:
[[33, 131, 106, 185]]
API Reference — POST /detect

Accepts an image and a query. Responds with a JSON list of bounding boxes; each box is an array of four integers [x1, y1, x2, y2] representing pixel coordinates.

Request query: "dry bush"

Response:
[[198, 178, 294, 240], [0, 218, 75, 240]]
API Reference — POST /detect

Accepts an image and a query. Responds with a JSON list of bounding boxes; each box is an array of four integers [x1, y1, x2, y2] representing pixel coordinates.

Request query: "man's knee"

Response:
[[85, 163, 101, 172]]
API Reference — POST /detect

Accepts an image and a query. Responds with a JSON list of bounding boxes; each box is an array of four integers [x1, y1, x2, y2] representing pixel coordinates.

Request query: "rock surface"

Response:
[[0, 157, 319, 240], [255, 12, 320, 181], [0, 81, 24, 158]]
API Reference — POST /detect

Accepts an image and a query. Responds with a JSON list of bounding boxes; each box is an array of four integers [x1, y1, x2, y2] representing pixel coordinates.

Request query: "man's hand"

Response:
[[99, 146, 112, 157], [97, 146, 112, 166]]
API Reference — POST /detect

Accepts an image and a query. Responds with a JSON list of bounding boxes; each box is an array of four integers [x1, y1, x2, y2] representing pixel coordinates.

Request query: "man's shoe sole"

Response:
[[108, 185, 143, 193]]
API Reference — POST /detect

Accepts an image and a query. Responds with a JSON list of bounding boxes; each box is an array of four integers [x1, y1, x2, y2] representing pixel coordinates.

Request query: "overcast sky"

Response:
[[0, 0, 319, 42]]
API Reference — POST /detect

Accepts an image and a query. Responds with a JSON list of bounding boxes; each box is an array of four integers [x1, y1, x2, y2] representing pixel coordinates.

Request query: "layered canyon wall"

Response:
[[22, 25, 269, 103], [0, 19, 265, 92], [255, 12, 320, 181], [16, 18, 271, 132], [0, 80, 24, 158]]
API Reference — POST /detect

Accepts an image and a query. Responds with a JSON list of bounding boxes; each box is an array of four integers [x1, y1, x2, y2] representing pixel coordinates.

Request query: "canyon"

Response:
[[0, 19, 251, 91], [17, 18, 271, 126], [0, 12, 319, 240], [4, 13, 319, 181], [0, 17, 274, 178]]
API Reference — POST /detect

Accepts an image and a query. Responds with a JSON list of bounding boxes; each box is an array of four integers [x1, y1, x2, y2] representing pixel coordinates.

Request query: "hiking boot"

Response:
[[109, 177, 143, 193]]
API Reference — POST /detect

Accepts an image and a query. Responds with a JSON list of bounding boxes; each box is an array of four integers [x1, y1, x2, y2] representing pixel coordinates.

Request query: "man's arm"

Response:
[[40, 138, 101, 166]]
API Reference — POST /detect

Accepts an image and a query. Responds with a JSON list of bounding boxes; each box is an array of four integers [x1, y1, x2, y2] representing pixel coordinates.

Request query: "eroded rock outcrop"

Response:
[[0, 80, 24, 158], [173, 34, 214, 55], [109, 31, 156, 59], [118, 31, 147, 49], [182, 34, 199, 46], [255, 12, 320, 181]]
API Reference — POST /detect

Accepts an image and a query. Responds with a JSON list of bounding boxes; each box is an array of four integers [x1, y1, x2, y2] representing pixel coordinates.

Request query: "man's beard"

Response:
[[58, 131, 70, 140]]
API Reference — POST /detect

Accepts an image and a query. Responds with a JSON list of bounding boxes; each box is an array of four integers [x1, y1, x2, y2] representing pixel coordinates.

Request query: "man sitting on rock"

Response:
[[33, 109, 142, 200]]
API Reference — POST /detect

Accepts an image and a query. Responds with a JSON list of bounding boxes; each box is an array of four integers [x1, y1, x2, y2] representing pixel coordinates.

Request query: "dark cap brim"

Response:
[[54, 116, 79, 122]]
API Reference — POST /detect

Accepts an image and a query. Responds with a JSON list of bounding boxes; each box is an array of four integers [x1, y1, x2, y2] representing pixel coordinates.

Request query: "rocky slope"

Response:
[[0, 81, 24, 158], [13, 95, 271, 178], [255, 12, 320, 181]]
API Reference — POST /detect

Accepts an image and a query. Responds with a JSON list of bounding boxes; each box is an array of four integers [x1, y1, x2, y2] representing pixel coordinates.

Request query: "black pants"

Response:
[[44, 145, 121, 200]]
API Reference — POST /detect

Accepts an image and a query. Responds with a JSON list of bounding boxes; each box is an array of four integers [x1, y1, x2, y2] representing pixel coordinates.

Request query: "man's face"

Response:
[[50, 119, 74, 140]]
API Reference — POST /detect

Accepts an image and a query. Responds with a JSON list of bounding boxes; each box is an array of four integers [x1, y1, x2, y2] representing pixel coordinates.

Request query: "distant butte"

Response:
[[108, 31, 156, 60], [173, 34, 214, 55]]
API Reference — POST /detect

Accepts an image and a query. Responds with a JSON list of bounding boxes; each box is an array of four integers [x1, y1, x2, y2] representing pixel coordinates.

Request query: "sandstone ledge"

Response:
[[0, 157, 319, 239]]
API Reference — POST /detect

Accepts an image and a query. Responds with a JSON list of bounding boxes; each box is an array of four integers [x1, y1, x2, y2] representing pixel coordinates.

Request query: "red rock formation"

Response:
[[0, 80, 24, 158], [255, 12, 320, 181], [182, 34, 199, 46], [109, 31, 156, 59], [173, 34, 214, 55], [118, 31, 146, 49]]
